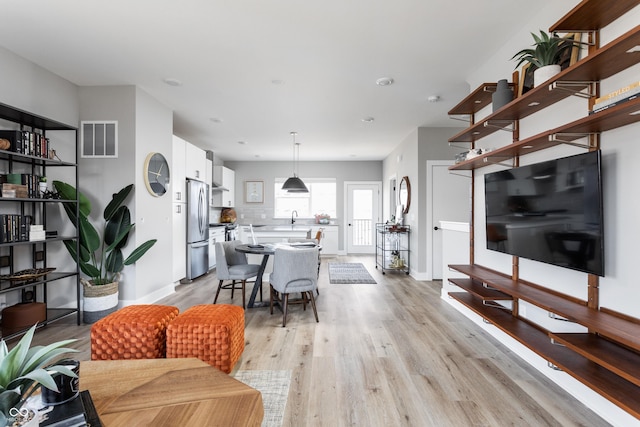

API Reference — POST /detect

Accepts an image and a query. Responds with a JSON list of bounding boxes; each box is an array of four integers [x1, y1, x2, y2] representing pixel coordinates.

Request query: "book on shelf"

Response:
[[589, 92, 640, 115], [593, 80, 640, 106]]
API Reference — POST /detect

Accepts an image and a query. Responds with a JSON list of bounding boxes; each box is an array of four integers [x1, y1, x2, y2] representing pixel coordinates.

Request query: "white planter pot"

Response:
[[533, 64, 561, 87]]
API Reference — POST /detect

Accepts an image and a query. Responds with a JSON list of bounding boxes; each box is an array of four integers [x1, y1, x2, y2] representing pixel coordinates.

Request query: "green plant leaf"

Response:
[[52, 181, 91, 217], [105, 206, 131, 250], [123, 239, 157, 266], [104, 184, 133, 221], [105, 249, 124, 275]]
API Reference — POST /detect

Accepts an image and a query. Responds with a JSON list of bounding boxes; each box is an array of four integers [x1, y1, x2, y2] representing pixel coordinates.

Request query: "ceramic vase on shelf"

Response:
[[533, 64, 561, 87], [492, 79, 513, 112]]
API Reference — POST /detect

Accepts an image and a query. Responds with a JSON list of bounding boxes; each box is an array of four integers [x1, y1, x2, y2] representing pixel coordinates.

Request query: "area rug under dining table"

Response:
[[328, 262, 377, 284]]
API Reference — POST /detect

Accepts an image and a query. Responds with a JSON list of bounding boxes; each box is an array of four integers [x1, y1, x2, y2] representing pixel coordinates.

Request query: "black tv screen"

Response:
[[484, 150, 604, 276]]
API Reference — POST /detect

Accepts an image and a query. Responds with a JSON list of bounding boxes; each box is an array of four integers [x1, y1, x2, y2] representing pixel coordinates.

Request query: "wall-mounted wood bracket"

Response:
[[549, 132, 599, 149], [548, 312, 576, 323], [449, 170, 473, 179], [479, 156, 516, 168], [547, 362, 562, 371], [448, 141, 473, 150], [550, 81, 597, 98], [484, 120, 517, 132], [482, 300, 512, 311], [449, 114, 472, 123]]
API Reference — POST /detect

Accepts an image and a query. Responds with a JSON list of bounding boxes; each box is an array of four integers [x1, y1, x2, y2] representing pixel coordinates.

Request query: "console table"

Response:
[[80, 358, 263, 426]]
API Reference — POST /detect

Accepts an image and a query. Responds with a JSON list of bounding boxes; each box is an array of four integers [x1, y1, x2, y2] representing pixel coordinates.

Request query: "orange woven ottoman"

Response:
[[90, 304, 179, 360], [166, 304, 245, 373]]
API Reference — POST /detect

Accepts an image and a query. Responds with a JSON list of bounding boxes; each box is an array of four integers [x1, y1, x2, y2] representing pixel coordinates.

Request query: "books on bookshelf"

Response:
[[0, 129, 51, 158], [590, 81, 640, 114]]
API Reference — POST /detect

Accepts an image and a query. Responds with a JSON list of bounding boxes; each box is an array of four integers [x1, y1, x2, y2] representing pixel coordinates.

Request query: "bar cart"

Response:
[[375, 223, 410, 274]]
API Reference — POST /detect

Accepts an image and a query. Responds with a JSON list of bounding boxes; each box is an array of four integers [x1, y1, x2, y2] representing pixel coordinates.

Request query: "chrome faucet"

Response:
[[291, 210, 298, 224]]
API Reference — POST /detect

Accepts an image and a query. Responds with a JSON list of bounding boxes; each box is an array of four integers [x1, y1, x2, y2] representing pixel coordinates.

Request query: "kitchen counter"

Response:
[[255, 225, 312, 232]]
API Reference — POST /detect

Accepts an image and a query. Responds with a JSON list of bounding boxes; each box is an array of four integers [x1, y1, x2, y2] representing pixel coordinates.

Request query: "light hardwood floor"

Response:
[[26, 255, 612, 426]]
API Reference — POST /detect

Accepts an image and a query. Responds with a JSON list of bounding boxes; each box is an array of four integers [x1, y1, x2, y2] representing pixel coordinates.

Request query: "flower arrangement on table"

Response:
[[314, 214, 330, 224]]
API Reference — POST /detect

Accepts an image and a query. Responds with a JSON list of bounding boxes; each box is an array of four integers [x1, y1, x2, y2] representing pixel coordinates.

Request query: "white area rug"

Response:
[[233, 370, 291, 427], [328, 262, 377, 284]]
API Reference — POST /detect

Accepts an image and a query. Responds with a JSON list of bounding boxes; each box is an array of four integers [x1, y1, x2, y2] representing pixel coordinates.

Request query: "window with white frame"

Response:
[[274, 178, 336, 219]]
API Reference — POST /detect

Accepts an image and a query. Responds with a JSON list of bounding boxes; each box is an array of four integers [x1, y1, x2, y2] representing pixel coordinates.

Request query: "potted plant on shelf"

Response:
[[52, 181, 157, 323], [0, 325, 78, 427], [511, 30, 580, 87]]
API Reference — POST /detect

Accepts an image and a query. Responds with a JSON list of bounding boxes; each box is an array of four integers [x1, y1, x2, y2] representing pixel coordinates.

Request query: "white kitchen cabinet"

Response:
[[172, 135, 187, 203], [185, 142, 207, 181], [314, 225, 338, 255], [206, 159, 214, 206], [172, 202, 187, 282], [209, 226, 226, 269], [212, 166, 235, 207]]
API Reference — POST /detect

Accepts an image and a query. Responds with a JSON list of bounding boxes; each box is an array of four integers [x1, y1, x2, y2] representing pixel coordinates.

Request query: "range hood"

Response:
[[206, 150, 229, 191]]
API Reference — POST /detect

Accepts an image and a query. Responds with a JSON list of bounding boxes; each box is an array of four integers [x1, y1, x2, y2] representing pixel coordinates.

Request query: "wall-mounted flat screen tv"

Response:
[[484, 150, 604, 276]]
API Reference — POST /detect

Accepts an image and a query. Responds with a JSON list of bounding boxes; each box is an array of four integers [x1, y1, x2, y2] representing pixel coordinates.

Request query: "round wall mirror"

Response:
[[399, 176, 411, 214]]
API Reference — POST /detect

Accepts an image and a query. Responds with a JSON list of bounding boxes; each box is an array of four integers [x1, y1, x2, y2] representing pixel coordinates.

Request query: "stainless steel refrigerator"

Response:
[[186, 178, 210, 281]]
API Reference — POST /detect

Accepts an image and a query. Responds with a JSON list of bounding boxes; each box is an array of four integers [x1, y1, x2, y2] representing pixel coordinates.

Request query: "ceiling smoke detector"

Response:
[[376, 77, 394, 86]]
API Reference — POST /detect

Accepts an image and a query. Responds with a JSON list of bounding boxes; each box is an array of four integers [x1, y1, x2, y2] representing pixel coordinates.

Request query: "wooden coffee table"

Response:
[[80, 358, 263, 426]]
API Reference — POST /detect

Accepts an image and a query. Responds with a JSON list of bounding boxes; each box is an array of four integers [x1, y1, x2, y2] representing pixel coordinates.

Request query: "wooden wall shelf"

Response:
[[550, 0, 640, 32], [448, 25, 640, 144], [451, 291, 640, 419], [450, 96, 640, 170], [446, 0, 640, 419]]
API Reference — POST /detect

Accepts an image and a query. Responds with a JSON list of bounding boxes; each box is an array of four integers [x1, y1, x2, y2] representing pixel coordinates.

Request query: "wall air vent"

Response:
[[81, 121, 118, 158]]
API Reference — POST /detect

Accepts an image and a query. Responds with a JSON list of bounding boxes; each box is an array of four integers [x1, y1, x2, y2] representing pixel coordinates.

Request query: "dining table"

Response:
[[235, 242, 319, 308]]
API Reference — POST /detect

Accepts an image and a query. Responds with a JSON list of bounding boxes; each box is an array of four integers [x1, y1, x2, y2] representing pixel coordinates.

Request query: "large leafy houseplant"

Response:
[[511, 30, 580, 69], [0, 325, 78, 426], [52, 181, 157, 285]]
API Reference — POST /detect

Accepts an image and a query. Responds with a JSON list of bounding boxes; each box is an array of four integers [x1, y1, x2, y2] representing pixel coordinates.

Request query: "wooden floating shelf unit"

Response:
[[446, 0, 640, 420], [448, 24, 640, 144], [450, 96, 640, 170], [550, 0, 640, 32]]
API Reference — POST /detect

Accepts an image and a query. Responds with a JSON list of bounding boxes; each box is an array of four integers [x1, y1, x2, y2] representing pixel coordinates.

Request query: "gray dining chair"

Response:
[[269, 247, 320, 327], [214, 240, 261, 309]]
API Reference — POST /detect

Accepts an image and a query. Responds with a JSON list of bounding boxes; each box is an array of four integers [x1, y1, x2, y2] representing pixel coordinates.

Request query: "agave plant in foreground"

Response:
[[0, 325, 78, 426]]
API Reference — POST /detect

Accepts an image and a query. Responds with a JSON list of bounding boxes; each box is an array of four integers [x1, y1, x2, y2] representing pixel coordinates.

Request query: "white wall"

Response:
[[78, 86, 174, 304], [382, 127, 464, 277]]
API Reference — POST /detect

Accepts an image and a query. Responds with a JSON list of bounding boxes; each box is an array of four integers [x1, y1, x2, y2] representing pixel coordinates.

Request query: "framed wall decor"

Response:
[[518, 63, 535, 97], [558, 32, 582, 70], [245, 180, 264, 203]]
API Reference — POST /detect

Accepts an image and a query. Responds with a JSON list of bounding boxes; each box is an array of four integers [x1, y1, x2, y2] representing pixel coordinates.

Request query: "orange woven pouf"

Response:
[[166, 304, 245, 373], [90, 304, 179, 360]]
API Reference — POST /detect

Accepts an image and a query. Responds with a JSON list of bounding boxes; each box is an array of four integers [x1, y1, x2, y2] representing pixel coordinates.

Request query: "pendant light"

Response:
[[282, 131, 309, 192]]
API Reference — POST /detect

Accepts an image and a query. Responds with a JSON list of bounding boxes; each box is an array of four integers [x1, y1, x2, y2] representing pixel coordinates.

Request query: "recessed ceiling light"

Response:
[[209, 117, 223, 123], [428, 95, 440, 103], [376, 77, 394, 86], [237, 140, 247, 145], [163, 78, 182, 87], [271, 79, 284, 85], [362, 116, 375, 123]]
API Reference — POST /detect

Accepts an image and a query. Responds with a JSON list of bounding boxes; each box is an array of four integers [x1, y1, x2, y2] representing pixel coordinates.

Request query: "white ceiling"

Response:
[[0, 0, 553, 161]]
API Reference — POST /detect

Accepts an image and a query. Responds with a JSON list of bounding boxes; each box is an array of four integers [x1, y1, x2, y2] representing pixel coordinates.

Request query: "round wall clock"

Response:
[[143, 152, 170, 197]]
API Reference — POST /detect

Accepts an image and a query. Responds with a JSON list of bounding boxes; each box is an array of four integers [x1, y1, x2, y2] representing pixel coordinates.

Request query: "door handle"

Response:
[[434, 226, 439, 231]]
